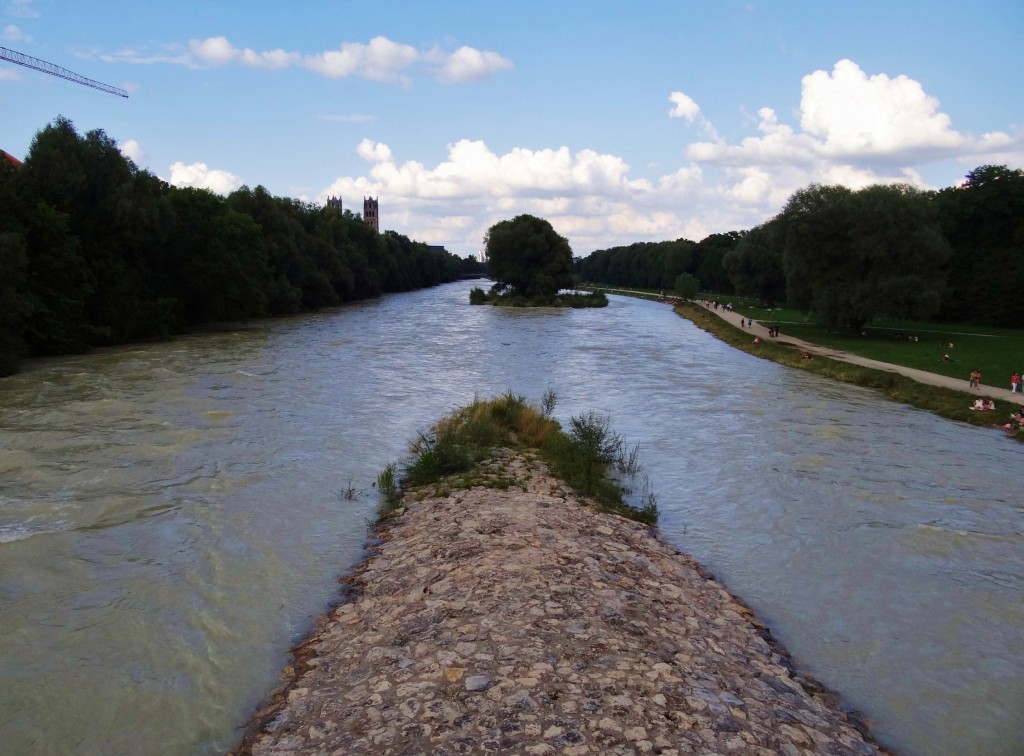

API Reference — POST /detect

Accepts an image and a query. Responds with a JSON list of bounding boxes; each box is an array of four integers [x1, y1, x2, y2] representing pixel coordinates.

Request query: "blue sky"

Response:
[[2, 0, 1022, 258]]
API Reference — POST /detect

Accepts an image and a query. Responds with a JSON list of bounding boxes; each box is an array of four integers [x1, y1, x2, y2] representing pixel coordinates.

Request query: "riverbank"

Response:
[[585, 285, 1022, 412], [236, 450, 885, 755], [666, 299, 1023, 441], [693, 301, 1024, 406]]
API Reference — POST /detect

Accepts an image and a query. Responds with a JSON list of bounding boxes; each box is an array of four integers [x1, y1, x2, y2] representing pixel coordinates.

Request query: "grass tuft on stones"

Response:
[[375, 392, 658, 526]]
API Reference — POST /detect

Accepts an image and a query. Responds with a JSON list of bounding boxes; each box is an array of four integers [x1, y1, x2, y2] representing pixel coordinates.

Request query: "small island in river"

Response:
[[469, 214, 608, 308]]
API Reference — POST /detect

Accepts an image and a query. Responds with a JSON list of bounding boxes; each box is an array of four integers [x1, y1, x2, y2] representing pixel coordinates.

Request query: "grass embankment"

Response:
[[376, 391, 658, 525], [708, 294, 1024, 386], [677, 302, 1023, 441]]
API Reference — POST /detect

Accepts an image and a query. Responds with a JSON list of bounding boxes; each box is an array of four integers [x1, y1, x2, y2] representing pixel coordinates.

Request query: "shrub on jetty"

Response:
[[377, 391, 658, 525]]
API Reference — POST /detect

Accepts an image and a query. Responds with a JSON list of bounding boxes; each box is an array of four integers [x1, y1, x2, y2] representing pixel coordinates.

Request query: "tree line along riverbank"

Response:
[[0, 117, 471, 377]]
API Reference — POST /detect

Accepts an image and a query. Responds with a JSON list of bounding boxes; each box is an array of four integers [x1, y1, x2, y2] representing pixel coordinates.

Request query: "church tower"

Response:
[[326, 196, 342, 212], [363, 196, 379, 232]]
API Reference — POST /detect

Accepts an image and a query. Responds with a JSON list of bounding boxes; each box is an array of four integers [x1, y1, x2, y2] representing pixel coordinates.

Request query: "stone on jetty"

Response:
[[238, 451, 883, 755]]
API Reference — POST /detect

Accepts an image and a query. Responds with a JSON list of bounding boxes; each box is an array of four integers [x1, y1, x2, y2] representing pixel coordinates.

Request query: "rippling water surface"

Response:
[[0, 281, 1021, 754]]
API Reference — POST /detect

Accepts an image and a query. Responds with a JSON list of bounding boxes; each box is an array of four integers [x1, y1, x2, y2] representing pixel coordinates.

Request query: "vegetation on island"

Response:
[[0, 117, 467, 376], [376, 391, 658, 525], [470, 214, 607, 307]]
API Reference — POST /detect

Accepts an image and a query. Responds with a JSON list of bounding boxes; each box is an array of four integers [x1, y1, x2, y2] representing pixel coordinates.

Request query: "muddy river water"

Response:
[[1, 280, 1021, 754]]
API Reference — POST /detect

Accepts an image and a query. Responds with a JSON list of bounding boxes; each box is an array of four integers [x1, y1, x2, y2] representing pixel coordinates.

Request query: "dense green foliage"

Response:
[[579, 166, 1023, 332], [575, 233, 738, 295], [673, 272, 699, 300], [0, 117, 463, 375], [775, 183, 949, 332], [383, 392, 658, 525], [749, 171, 1024, 331], [484, 214, 574, 298], [722, 224, 786, 306], [934, 165, 1024, 326]]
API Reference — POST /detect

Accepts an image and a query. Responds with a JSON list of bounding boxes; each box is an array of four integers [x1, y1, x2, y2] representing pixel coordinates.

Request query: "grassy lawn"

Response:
[[708, 293, 1024, 389]]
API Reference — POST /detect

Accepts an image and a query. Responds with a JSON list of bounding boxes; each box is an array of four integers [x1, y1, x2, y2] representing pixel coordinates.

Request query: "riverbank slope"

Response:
[[237, 451, 883, 755], [694, 301, 1024, 406]]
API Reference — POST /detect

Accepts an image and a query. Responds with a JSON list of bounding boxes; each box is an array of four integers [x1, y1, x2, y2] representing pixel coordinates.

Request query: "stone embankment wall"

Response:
[[238, 451, 884, 755]]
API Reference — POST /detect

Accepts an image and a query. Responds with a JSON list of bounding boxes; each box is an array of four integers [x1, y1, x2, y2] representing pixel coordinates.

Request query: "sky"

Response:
[[2, 0, 1022, 258]]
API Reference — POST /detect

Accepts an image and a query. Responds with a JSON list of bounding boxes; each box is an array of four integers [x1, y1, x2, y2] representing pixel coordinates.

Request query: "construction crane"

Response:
[[1, 45, 128, 98]]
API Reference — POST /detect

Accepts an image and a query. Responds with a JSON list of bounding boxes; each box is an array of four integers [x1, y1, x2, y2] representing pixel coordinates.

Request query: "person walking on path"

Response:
[[970, 368, 982, 390], [1012, 372, 1020, 393]]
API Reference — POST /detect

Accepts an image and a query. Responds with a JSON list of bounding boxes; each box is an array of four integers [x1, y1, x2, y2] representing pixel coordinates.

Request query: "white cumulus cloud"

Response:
[[169, 161, 243, 195], [688, 59, 1023, 174], [800, 58, 963, 159], [668, 91, 701, 121], [356, 138, 393, 164], [320, 139, 686, 255], [117, 35, 516, 86], [302, 36, 418, 83], [430, 46, 513, 83], [119, 139, 145, 164], [189, 36, 298, 69], [668, 91, 720, 139]]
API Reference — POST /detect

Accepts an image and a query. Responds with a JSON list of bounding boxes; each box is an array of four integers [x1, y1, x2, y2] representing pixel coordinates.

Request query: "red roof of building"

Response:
[[1, 149, 24, 168]]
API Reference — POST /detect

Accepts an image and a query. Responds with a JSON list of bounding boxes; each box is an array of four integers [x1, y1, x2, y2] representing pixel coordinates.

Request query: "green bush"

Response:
[[376, 393, 659, 525], [376, 463, 402, 516]]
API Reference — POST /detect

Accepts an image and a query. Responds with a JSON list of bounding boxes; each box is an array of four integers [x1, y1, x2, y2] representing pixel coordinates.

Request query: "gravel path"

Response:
[[696, 301, 1024, 406]]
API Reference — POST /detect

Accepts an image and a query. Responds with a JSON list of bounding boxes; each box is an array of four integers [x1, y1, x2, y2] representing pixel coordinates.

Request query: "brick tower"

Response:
[[363, 196, 379, 232]]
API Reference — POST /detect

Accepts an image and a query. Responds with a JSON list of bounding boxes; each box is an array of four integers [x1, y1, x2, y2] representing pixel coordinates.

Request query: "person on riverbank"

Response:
[[1011, 372, 1019, 393], [969, 368, 981, 389]]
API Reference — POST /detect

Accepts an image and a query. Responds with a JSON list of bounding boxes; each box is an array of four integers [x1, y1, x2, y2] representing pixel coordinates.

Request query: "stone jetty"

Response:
[[237, 450, 884, 755]]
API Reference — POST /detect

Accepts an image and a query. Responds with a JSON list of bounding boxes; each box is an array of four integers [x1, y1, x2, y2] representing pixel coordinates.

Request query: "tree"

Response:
[[723, 224, 786, 306], [775, 183, 948, 333], [484, 214, 573, 297], [934, 165, 1024, 325], [693, 232, 738, 293], [673, 273, 699, 300]]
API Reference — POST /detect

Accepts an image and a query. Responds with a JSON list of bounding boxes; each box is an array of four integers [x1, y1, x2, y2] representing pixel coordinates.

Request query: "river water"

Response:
[[0, 280, 1021, 755]]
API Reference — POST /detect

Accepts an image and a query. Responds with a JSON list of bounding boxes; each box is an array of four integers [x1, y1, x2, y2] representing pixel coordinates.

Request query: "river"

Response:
[[0, 280, 1021, 754]]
